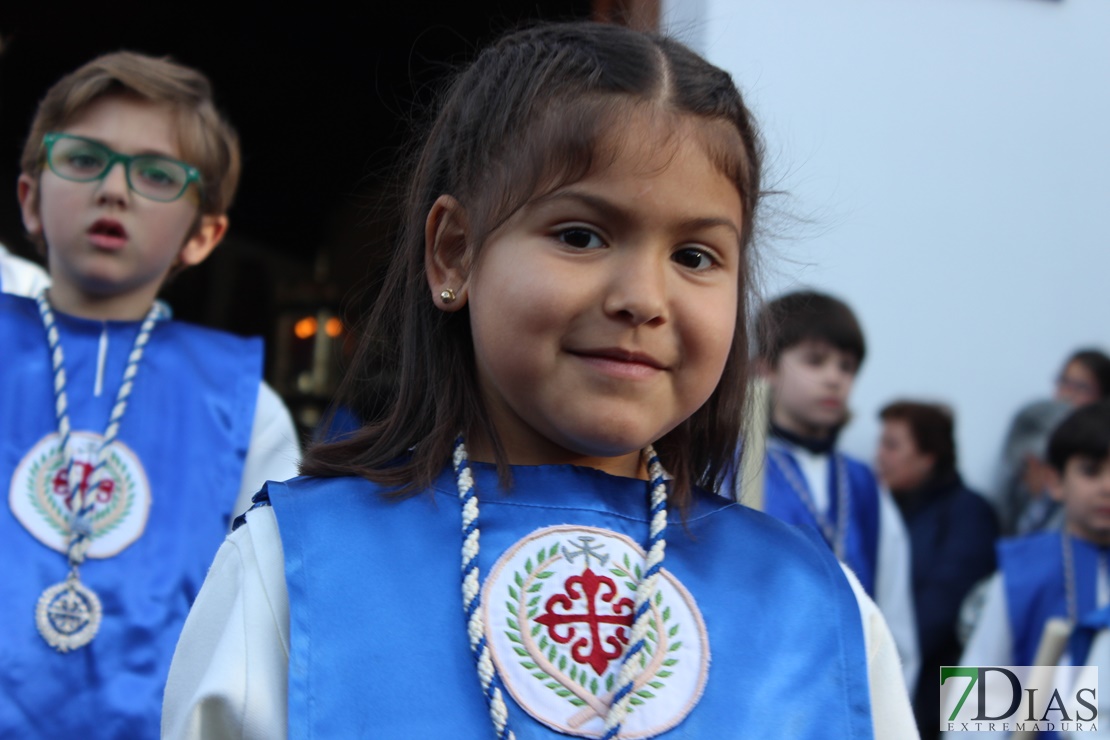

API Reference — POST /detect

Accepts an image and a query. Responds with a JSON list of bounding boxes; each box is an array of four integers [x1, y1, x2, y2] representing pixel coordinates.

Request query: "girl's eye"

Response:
[[557, 228, 605, 249], [672, 247, 715, 271]]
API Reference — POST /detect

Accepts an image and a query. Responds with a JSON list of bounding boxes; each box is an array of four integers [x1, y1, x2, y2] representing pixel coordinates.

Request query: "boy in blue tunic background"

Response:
[[0, 52, 300, 738], [955, 399, 1110, 739], [755, 289, 919, 691]]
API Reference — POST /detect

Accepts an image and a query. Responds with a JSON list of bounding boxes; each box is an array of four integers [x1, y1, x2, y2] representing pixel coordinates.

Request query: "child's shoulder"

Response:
[[687, 486, 854, 573], [998, 529, 1061, 564]]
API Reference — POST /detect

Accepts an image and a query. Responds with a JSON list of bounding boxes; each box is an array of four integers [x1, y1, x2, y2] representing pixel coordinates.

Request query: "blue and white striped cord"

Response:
[[453, 438, 515, 740], [34, 290, 162, 567], [453, 438, 668, 739], [601, 445, 668, 739]]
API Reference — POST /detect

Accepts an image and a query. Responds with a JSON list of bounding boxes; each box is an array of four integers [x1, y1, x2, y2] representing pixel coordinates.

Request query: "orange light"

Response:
[[325, 317, 343, 338], [294, 317, 317, 339]]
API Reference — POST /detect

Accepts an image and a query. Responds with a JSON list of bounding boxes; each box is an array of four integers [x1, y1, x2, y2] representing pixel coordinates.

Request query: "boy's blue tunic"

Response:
[[0, 293, 262, 738], [998, 531, 1108, 666], [264, 462, 875, 738], [763, 441, 881, 595]]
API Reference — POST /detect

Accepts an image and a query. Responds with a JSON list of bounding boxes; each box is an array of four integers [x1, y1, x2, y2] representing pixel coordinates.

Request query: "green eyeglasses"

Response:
[[42, 132, 203, 203]]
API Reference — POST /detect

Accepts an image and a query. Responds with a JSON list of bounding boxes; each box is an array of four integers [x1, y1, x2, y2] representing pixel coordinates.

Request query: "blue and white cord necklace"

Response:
[[33, 289, 164, 652], [452, 438, 669, 740]]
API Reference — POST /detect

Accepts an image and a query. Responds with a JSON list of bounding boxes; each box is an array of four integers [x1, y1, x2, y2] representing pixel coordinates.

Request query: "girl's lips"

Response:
[[88, 219, 128, 250], [570, 348, 667, 380]]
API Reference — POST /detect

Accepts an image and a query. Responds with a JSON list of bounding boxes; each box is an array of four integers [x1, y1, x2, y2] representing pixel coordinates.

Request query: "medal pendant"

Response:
[[36, 573, 102, 652]]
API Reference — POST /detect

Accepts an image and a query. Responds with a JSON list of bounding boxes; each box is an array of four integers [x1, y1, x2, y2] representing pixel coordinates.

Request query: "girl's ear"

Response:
[[425, 194, 472, 312]]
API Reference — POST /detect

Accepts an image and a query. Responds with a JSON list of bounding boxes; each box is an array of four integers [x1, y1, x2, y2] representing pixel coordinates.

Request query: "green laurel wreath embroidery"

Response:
[[502, 542, 680, 720], [26, 449, 69, 537], [22, 441, 137, 542]]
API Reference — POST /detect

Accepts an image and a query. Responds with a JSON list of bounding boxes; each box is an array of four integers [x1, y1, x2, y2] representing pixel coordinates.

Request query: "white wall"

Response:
[[664, 0, 1110, 489]]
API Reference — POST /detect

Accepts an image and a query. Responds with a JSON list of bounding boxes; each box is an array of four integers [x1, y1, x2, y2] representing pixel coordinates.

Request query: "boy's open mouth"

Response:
[[88, 219, 128, 249]]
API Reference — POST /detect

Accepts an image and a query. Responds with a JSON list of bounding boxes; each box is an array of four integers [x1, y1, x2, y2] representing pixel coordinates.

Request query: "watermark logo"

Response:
[[941, 666, 1098, 733]]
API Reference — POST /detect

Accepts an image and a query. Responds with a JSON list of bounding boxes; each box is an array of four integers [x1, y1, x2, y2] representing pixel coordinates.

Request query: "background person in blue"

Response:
[[754, 289, 919, 692], [953, 399, 1110, 739], [0, 52, 300, 737], [164, 22, 918, 739]]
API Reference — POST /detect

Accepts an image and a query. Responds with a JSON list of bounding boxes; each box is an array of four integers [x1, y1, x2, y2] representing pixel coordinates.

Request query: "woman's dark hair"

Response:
[[879, 401, 957, 477], [1065, 348, 1110, 400], [302, 22, 765, 509], [755, 290, 866, 368], [1047, 399, 1110, 472]]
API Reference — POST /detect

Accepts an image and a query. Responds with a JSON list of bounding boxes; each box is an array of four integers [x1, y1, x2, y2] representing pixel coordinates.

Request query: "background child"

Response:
[[957, 400, 1110, 683], [755, 289, 920, 691], [876, 401, 998, 739], [164, 22, 917, 739], [0, 52, 300, 737]]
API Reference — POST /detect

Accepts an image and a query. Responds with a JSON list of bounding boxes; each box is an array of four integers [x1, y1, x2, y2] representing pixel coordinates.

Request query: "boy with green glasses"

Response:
[[0, 52, 300, 738]]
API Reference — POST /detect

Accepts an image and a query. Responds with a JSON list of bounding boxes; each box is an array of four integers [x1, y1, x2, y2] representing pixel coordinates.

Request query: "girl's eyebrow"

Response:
[[533, 188, 743, 244]]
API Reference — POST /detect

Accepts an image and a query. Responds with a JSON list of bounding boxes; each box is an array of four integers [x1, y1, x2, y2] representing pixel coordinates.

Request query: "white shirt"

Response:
[[0, 243, 50, 298], [790, 445, 921, 693]]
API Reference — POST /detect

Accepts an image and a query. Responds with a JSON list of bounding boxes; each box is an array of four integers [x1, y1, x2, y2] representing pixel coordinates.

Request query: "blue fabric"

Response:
[[999, 531, 1107, 666], [268, 463, 875, 739], [1068, 604, 1110, 666], [0, 293, 261, 738], [763, 445, 881, 595]]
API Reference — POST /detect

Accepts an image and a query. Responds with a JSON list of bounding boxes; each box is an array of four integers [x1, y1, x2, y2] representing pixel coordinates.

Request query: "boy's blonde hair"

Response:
[[20, 51, 240, 217]]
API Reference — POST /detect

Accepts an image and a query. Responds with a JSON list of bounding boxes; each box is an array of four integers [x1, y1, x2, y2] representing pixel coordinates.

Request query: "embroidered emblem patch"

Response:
[[9, 431, 151, 558], [483, 525, 709, 738]]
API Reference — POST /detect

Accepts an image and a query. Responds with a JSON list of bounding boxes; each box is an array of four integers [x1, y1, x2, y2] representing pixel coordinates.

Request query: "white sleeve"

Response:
[[874, 490, 920, 694], [940, 574, 1012, 740], [235, 383, 301, 522], [842, 564, 921, 739], [162, 506, 290, 740]]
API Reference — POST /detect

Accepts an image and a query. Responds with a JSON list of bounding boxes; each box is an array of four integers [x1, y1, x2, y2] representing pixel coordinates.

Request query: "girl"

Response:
[[163, 22, 916, 739]]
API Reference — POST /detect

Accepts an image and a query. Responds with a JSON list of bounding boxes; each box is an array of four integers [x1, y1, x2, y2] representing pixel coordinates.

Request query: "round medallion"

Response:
[[482, 525, 709, 738], [36, 576, 103, 652], [10, 431, 151, 558]]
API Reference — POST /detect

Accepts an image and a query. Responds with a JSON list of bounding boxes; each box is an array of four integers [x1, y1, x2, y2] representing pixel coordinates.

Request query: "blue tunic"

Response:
[[0, 293, 262, 738], [763, 444, 881, 595], [265, 462, 875, 738], [999, 531, 1107, 667]]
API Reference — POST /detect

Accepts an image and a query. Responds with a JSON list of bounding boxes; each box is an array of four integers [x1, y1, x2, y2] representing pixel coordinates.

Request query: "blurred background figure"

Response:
[[1054, 349, 1110, 408], [877, 401, 998, 740], [991, 349, 1110, 536]]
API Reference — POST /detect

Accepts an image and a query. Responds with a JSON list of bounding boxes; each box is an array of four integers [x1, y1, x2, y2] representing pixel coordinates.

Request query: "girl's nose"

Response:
[[95, 162, 131, 206], [603, 251, 668, 326]]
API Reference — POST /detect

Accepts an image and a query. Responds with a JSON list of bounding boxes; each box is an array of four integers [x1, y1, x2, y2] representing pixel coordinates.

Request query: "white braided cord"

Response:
[[34, 290, 162, 568]]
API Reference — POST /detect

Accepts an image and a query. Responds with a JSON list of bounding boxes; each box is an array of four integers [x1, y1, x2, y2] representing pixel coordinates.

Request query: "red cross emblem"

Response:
[[534, 568, 634, 675]]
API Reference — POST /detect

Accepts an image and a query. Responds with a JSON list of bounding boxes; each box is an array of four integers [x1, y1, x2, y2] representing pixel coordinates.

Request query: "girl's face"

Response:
[[446, 118, 743, 478]]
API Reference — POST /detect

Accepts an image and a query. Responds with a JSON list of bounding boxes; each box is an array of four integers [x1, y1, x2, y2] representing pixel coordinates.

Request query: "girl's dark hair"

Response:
[[302, 22, 764, 510], [1065, 348, 1110, 400], [879, 401, 957, 477], [1047, 399, 1110, 473]]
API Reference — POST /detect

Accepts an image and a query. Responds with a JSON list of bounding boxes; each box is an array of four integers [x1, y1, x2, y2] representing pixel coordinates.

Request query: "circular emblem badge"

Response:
[[36, 576, 103, 652], [9, 431, 151, 558], [482, 525, 709, 738]]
